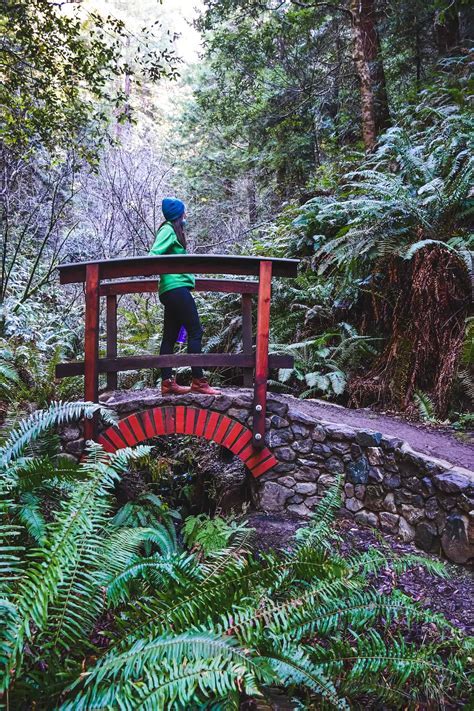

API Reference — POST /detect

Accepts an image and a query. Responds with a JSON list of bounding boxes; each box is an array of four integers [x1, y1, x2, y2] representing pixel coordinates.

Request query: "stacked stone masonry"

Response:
[[61, 388, 474, 565]]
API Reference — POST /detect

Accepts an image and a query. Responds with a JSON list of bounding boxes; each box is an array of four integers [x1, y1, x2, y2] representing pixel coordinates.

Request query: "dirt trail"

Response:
[[291, 397, 474, 470]]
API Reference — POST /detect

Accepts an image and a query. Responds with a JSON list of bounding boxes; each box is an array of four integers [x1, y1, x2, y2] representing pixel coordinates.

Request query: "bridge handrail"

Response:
[[58, 254, 298, 283], [56, 254, 299, 447]]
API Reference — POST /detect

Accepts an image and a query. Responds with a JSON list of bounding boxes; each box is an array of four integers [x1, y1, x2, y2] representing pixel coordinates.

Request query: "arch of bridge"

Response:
[[98, 404, 277, 478]]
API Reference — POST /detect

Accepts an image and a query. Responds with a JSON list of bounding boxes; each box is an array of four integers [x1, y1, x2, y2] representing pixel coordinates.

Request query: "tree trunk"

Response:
[[350, 0, 390, 150], [435, 5, 460, 54]]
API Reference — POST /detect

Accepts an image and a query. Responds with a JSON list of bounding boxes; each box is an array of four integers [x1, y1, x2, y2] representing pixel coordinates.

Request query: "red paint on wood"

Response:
[[245, 448, 273, 469], [127, 414, 146, 441], [253, 260, 272, 446], [204, 411, 220, 440], [153, 408, 165, 435], [239, 443, 258, 462], [97, 434, 117, 453], [84, 263, 100, 440], [105, 427, 128, 450], [222, 422, 244, 449], [195, 409, 208, 437], [229, 429, 253, 455], [141, 410, 157, 439], [117, 419, 138, 446], [213, 416, 232, 444], [175, 406, 186, 434], [251, 456, 278, 477], [185, 408, 196, 434]]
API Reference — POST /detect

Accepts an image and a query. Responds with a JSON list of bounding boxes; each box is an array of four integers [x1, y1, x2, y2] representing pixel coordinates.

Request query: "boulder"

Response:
[[274, 446, 296, 462], [287, 503, 313, 518], [433, 470, 472, 494], [347, 456, 369, 484], [292, 423, 310, 439], [295, 482, 317, 495], [269, 429, 293, 447], [355, 510, 378, 527], [278, 476, 296, 489], [415, 521, 439, 554], [326, 456, 344, 473], [355, 431, 382, 447], [259, 482, 294, 512], [379, 512, 400, 533], [270, 415, 290, 429], [317, 473, 338, 494], [292, 438, 313, 455], [400, 504, 425, 526], [383, 493, 397, 514], [441, 513, 474, 564], [345, 497, 364, 513], [367, 447, 383, 466], [398, 517, 416, 542], [312, 426, 326, 442]]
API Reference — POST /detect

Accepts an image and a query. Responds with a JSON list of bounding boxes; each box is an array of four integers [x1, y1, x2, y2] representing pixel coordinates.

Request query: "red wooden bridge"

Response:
[[56, 255, 299, 448]]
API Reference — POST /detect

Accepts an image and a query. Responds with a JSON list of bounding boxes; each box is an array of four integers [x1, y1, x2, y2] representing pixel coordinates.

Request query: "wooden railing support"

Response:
[[253, 261, 272, 447], [106, 294, 118, 391], [84, 263, 100, 440], [241, 293, 253, 387]]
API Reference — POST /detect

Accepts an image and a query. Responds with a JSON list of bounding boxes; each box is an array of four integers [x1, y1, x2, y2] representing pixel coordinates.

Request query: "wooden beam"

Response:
[[84, 263, 100, 440], [253, 261, 272, 447], [241, 293, 253, 387], [58, 255, 299, 284], [106, 295, 118, 390], [55, 353, 293, 378], [99, 277, 259, 297]]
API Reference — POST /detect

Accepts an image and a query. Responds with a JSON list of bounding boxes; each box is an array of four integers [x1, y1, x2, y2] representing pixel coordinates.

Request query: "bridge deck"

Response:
[[56, 254, 299, 445]]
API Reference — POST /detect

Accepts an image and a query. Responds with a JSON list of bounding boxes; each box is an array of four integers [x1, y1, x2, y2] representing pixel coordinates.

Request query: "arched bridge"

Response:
[[56, 253, 298, 448], [56, 254, 474, 563]]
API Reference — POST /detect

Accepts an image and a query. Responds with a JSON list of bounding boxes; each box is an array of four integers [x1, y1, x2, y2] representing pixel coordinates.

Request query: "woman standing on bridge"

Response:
[[150, 197, 220, 396]]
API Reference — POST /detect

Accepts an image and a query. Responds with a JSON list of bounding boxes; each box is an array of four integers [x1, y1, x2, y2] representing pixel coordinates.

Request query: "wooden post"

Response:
[[241, 293, 253, 388], [106, 294, 118, 391], [84, 263, 100, 441], [253, 260, 272, 447]]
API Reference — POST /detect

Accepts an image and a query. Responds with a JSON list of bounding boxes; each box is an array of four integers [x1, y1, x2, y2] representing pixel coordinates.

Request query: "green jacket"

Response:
[[149, 222, 195, 296]]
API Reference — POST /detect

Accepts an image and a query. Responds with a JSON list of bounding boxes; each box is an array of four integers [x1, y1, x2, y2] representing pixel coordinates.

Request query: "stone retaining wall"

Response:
[[60, 388, 474, 564]]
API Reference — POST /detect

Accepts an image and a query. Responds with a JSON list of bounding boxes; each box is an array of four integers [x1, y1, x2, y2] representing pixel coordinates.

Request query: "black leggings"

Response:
[[159, 287, 204, 380]]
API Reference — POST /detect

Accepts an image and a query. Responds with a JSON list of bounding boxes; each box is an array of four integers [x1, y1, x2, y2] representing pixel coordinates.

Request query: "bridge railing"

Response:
[[56, 254, 299, 445]]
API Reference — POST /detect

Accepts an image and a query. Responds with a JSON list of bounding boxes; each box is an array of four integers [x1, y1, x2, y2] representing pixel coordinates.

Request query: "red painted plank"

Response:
[[185, 407, 197, 435], [117, 419, 138, 446], [97, 434, 117, 453], [245, 448, 273, 469], [127, 414, 146, 442], [239, 443, 258, 462], [141, 410, 157, 439], [251, 456, 278, 477], [229, 429, 253, 455], [164, 408, 176, 435], [213, 416, 232, 444], [204, 411, 220, 440], [84, 263, 100, 440], [153, 407, 165, 435], [222, 422, 244, 449], [195, 409, 208, 437], [175, 406, 186, 434], [104, 427, 128, 450], [253, 260, 272, 446]]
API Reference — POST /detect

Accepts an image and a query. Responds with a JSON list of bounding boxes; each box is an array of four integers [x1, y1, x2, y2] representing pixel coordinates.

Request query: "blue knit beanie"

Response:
[[162, 197, 185, 221]]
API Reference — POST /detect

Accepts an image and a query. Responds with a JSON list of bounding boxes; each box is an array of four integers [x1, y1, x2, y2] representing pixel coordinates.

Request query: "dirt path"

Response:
[[290, 397, 474, 470]]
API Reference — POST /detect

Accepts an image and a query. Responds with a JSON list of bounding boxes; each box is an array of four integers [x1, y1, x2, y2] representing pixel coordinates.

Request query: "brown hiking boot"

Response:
[[161, 378, 191, 395], [191, 377, 221, 395]]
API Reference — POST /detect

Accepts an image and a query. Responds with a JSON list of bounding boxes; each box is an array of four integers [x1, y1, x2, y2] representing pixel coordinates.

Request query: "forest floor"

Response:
[[293, 398, 474, 470], [245, 511, 474, 636]]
